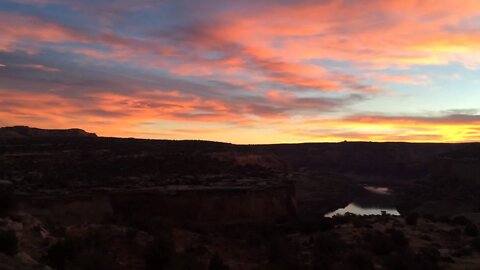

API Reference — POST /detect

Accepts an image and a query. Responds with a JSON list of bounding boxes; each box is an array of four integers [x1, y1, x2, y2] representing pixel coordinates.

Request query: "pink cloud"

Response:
[[17, 64, 59, 72]]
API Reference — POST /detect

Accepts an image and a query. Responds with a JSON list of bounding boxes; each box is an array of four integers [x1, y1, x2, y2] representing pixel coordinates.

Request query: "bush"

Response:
[[405, 213, 419, 226], [452, 247, 473, 257], [438, 216, 451, 223], [471, 237, 480, 251], [388, 229, 409, 248], [69, 248, 115, 270], [382, 250, 441, 270], [419, 247, 441, 263], [41, 234, 115, 270], [363, 229, 409, 256], [0, 191, 16, 217], [453, 216, 470, 226], [172, 253, 204, 270], [312, 233, 345, 270], [297, 217, 334, 234], [41, 240, 74, 270], [0, 230, 18, 256], [382, 252, 413, 270], [344, 250, 375, 270], [209, 253, 230, 270], [423, 214, 437, 222], [266, 234, 298, 265], [145, 233, 175, 270], [364, 231, 393, 255], [465, 223, 479, 237]]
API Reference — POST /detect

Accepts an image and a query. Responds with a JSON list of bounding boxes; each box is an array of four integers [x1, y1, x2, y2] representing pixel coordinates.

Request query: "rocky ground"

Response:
[[2, 206, 480, 270]]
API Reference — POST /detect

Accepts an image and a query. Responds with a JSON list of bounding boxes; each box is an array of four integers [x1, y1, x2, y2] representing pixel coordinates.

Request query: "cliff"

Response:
[[18, 183, 297, 226], [110, 184, 297, 225]]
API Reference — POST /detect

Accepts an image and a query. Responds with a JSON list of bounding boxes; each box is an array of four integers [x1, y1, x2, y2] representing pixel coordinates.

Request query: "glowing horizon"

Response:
[[1, 0, 480, 144]]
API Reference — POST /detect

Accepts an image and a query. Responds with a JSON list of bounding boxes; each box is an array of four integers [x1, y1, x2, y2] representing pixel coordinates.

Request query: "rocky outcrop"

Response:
[[0, 213, 55, 269], [0, 126, 97, 140], [19, 183, 296, 227]]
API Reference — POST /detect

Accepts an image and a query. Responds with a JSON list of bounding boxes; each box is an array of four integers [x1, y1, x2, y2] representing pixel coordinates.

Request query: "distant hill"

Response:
[[1, 125, 472, 179], [0, 126, 97, 139]]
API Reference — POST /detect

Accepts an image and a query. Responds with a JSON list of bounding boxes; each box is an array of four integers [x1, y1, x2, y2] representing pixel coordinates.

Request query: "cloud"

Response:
[[16, 64, 59, 72], [1, 1, 480, 143], [344, 113, 480, 125], [365, 73, 431, 85]]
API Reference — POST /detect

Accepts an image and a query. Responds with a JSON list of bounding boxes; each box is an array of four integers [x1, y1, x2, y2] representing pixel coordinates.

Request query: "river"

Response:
[[324, 185, 400, 217]]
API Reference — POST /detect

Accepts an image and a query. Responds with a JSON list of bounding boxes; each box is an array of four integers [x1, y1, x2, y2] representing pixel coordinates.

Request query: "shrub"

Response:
[[172, 253, 204, 270], [208, 253, 230, 270], [438, 216, 451, 223], [471, 237, 480, 251], [41, 239, 74, 270], [452, 216, 470, 226], [364, 231, 393, 255], [297, 217, 334, 234], [266, 234, 298, 265], [41, 234, 115, 270], [0, 190, 16, 217], [419, 247, 441, 263], [452, 247, 473, 257], [382, 250, 441, 270], [423, 214, 437, 222], [145, 233, 175, 270], [388, 229, 409, 248], [345, 250, 375, 270], [382, 252, 413, 270], [464, 223, 479, 237], [312, 233, 345, 270], [314, 233, 345, 256], [0, 230, 18, 256], [69, 248, 115, 270], [405, 213, 419, 226]]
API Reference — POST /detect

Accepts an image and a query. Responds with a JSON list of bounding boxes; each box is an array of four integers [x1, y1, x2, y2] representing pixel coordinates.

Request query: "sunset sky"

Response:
[[1, 0, 480, 143]]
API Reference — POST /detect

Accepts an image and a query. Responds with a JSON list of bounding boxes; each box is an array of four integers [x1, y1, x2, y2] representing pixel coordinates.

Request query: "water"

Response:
[[363, 186, 391, 195], [324, 186, 400, 217]]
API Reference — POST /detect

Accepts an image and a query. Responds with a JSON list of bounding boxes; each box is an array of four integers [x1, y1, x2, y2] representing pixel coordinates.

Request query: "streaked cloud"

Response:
[[16, 64, 59, 72], [0, 0, 479, 143]]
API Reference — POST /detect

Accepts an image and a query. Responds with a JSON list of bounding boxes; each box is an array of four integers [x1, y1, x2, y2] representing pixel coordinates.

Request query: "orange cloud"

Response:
[[293, 113, 480, 143], [1, 1, 480, 143], [0, 12, 89, 53], [208, 0, 480, 69], [2, 84, 478, 143]]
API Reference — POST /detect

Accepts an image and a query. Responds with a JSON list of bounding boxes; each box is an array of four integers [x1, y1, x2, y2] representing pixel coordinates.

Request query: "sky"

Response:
[[0, 0, 480, 144]]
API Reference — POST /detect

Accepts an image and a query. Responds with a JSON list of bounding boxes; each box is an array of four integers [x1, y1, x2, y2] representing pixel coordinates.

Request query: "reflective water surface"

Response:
[[363, 186, 392, 195], [325, 202, 400, 217], [325, 185, 400, 217]]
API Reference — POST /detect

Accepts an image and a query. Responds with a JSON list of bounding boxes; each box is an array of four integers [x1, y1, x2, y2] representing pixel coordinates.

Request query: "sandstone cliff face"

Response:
[[110, 185, 296, 225], [19, 184, 296, 226]]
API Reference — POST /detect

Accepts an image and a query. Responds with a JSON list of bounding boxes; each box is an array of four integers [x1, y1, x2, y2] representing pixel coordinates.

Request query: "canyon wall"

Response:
[[19, 184, 296, 226], [110, 184, 296, 225]]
